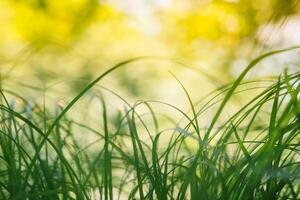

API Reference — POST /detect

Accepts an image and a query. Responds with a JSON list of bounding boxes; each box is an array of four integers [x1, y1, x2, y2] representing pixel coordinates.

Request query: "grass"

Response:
[[0, 47, 299, 199]]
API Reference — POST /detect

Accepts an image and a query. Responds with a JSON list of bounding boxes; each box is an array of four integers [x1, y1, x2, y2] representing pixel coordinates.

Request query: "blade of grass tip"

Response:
[[49, 56, 147, 131], [283, 69, 300, 115], [171, 59, 224, 88], [212, 77, 287, 142], [269, 76, 281, 137], [205, 46, 300, 140], [149, 100, 198, 134], [129, 101, 155, 145], [273, 74, 300, 141], [168, 73, 212, 199], [170, 72, 201, 141], [99, 95, 113, 200], [143, 102, 159, 136]]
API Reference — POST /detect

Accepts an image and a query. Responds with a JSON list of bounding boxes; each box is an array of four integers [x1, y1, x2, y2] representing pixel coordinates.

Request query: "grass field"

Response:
[[0, 47, 299, 199]]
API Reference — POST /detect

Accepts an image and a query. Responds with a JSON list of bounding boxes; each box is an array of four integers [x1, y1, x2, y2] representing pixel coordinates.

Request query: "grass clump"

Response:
[[0, 47, 299, 199]]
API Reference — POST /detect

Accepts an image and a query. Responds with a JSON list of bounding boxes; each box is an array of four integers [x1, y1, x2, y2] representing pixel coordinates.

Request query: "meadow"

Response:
[[1, 0, 300, 199], [0, 46, 299, 199]]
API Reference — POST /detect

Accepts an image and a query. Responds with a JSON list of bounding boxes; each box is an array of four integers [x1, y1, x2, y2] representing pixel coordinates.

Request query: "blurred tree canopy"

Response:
[[0, 0, 299, 96]]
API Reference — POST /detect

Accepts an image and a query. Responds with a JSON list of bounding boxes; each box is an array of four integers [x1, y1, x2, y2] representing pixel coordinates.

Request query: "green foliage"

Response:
[[0, 48, 299, 199]]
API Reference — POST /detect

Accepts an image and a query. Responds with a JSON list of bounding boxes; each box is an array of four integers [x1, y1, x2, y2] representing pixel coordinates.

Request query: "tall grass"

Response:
[[0, 47, 299, 199]]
